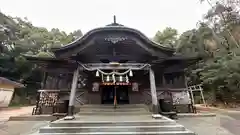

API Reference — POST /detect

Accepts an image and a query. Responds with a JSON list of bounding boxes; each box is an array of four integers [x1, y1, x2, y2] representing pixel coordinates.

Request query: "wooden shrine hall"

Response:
[[25, 18, 200, 119]]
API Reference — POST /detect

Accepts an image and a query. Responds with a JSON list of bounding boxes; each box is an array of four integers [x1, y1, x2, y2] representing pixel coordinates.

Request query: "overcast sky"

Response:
[[1, 0, 210, 37]]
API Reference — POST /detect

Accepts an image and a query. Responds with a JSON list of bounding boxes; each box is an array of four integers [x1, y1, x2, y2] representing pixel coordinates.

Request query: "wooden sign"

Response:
[[92, 82, 99, 92], [172, 91, 191, 105], [132, 82, 139, 91]]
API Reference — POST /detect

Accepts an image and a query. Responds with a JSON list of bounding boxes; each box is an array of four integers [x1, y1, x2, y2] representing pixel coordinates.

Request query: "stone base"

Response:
[[9, 115, 58, 121], [152, 114, 162, 119], [152, 104, 159, 114], [177, 113, 216, 118], [64, 115, 75, 120], [64, 106, 75, 120], [67, 106, 74, 116]]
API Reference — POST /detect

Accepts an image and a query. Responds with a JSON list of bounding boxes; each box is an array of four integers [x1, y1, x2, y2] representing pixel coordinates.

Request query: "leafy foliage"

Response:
[[176, 0, 240, 103], [153, 27, 178, 48], [152, 0, 240, 104], [0, 12, 82, 99]]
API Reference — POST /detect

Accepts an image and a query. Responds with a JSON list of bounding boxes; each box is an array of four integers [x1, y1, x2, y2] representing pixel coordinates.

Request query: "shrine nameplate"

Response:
[[132, 82, 139, 91], [92, 82, 99, 92]]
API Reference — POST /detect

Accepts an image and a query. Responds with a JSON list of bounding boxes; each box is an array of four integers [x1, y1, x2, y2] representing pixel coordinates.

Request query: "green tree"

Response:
[[0, 11, 80, 103], [153, 27, 178, 48], [178, 0, 240, 105]]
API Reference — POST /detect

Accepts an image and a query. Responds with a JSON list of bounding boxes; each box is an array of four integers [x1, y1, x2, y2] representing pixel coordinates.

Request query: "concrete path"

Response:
[[178, 105, 240, 135], [0, 106, 34, 122], [0, 106, 50, 135], [0, 105, 239, 135], [220, 112, 240, 135], [0, 121, 49, 135], [195, 104, 240, 113], [177, 114, 236, 135]]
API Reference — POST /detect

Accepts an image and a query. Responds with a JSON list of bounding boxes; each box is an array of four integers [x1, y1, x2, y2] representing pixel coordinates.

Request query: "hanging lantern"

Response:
[[126, 75, 129, 83], [119, 75, 123, 82], [106, 75, 110, 82], [96, 70, 100, 77], [129, 70, 133, 77]]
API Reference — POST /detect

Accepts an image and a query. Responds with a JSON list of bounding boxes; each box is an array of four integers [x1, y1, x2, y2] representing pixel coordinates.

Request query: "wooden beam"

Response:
[[73, 55, 150, 63], [81, 63, 150, 70]]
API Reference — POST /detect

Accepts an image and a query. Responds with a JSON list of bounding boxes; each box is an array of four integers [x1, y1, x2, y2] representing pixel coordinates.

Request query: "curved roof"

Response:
[[53, 23, 175, 53]]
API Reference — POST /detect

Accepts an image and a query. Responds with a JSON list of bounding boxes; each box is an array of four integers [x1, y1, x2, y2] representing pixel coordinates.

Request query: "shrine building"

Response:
[[25, 17, 200, 118]]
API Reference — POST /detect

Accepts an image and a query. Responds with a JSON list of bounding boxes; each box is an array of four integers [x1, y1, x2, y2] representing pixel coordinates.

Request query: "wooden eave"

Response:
[[24, 56, 77, 68], [25, 56, 68, 63], [152, 54, 202, 64], [151, 54, 202, 73], [144, 87, 188, 91], [52, 26, 175, 57]]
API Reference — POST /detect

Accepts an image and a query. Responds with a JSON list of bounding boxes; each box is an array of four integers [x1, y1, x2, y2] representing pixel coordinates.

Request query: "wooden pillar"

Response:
[[149, 68, 159, 114], [65, 67, 79, 120], [41, 72, 48, 89], [56, 76, 60, 89], [162, 73, 166, 87]]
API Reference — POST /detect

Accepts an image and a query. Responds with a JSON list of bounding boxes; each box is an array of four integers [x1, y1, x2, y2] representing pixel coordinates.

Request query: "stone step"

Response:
[[40, 125, 185, 133], [29, 104, 196, 135], [80, 109, 147, 113], [50, 120, 176, 127], [81, 108, 147, 112], [78, 112, 150, 115], [32, 130, 195, 135], [80, 104, 147, 109], [8, 115, 58, 121]]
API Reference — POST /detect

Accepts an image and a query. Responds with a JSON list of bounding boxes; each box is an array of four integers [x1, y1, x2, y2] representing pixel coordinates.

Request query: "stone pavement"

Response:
[[195, 104, 240, 113], [177, 114, 235, 135], [220, 112, 240, 135], [0, 106, 51, 135], [0, 105, 239, 135], [193, 104, 240, 135], [177, 106, 240, 135], [0, 121, 49, 135], [0, 106, 34, 122]]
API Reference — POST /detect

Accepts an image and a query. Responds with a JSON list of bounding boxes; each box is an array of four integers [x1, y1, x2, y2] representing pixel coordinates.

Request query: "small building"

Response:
[[0, 77, 24, 107], [26, 19, 200, 116]]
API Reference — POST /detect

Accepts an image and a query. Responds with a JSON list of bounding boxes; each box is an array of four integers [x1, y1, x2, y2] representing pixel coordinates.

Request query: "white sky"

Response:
[[1, 0, 210, 37]]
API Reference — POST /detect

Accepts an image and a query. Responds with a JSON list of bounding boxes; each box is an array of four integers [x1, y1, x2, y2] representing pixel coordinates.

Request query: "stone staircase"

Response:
[[31, 104, 196, 135], [78, 104, 150, 115]]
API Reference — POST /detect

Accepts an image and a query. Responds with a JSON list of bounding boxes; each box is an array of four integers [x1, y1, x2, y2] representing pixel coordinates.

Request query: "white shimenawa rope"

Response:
[[78, 62, 150, 75]]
